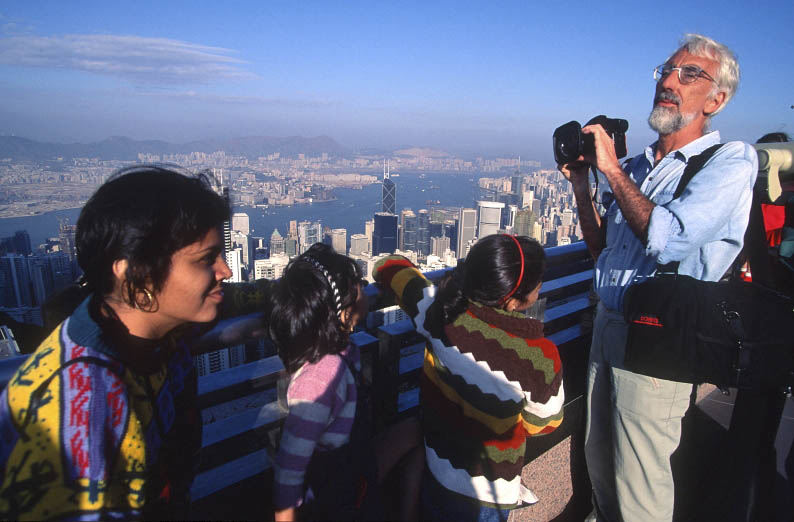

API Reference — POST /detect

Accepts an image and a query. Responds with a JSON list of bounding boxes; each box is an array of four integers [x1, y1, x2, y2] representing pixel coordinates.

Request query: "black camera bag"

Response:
[[623, 272, 794, 388], [622, 144, 794, 389]]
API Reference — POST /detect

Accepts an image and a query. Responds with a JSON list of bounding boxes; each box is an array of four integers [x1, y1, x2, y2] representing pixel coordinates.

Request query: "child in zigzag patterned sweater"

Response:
[[373, 234, 564, 522], [271, 243, 424, 521]]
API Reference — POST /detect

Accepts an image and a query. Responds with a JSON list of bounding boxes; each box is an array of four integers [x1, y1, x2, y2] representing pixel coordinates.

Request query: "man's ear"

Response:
[[704, 90, 726, 116]]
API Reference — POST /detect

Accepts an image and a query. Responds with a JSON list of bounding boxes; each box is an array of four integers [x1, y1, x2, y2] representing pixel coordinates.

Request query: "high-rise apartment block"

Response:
[[254, 254, 289, 280], [195, 345, 246, 377]]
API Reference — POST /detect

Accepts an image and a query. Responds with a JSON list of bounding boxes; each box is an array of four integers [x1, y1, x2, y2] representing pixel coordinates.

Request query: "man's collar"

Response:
[[646, 131, 721, 163]]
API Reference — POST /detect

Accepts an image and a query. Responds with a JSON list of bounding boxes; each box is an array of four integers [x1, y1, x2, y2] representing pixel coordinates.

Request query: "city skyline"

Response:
[[1, 1, 792, 164]]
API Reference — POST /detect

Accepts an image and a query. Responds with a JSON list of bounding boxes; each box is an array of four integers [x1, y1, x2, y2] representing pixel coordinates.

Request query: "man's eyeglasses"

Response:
[[653, 63, 717, 85]]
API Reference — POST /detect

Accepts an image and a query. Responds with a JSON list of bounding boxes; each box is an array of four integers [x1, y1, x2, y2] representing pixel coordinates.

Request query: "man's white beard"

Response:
[[648, 105, 697, 135]]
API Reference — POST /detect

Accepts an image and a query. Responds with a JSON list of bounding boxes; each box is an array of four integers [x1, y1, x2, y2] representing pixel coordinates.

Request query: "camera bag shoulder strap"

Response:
[[673, 143, 725, 199], [656, 143, 725, 274]]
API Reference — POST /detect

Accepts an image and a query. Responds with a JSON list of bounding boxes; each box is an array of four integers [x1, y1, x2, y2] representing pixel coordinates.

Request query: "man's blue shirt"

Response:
[[594, 131, 758, 311]]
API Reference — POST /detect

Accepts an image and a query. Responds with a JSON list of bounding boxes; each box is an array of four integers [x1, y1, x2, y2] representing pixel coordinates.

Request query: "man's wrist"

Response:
[[601, 163, 625, 182]]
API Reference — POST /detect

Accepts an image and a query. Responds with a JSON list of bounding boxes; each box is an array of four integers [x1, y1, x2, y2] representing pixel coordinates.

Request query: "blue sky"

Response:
[[1, 1, 792, 164]]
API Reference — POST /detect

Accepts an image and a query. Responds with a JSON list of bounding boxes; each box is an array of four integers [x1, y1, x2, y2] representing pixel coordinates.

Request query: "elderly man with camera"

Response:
[[557, 34, 757, 521]]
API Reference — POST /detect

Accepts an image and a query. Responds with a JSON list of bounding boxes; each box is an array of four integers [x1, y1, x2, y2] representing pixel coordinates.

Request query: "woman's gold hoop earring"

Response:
[[136, 288, 157, 312]]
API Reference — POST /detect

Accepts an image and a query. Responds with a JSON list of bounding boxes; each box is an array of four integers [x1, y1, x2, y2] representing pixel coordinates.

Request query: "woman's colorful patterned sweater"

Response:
[[373, 256, 564, 511], [0, 296, 200, 520]]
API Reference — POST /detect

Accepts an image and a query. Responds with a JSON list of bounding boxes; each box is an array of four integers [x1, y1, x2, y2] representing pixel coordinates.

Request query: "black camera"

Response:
[[553, 115, 629, 164]]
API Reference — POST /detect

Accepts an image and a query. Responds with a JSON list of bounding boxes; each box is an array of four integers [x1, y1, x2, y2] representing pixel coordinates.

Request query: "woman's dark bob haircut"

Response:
[[431, 234, 546, 326], [76, 165, 230, 306], [270, 243, 364, 373]]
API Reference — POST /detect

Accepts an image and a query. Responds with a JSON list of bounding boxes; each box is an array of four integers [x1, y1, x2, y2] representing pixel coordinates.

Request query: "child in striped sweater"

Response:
[[373, 234, 564, 521], [270, 244, 423, 521]]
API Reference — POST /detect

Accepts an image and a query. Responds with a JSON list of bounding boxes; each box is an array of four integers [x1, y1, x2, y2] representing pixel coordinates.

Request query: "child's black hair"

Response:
[[430, 234, 545, 325], [270, 243, 365, 373]]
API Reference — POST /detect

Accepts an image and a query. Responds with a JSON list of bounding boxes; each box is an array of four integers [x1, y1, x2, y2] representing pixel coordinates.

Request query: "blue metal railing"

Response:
[[0, 241, 596, 507]]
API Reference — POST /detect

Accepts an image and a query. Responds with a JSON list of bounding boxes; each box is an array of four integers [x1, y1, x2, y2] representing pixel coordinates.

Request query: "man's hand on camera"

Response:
[[558, 160, 589, 187], [582, 124, 624, 180]]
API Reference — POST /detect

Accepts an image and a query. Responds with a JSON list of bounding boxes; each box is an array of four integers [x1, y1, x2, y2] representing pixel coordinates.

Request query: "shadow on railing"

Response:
[[0, 241, 596, 516]]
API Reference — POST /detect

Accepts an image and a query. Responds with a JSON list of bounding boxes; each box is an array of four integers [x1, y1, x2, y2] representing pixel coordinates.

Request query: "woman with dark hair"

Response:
[[271, 243, 424, 521], [0, 166, 245, 520], [373, 234, 564, 521]]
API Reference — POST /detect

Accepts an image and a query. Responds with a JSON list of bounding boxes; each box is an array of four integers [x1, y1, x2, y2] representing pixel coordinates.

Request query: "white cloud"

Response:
[[0, 33, 255, 84], [132, 89, 333, 108]]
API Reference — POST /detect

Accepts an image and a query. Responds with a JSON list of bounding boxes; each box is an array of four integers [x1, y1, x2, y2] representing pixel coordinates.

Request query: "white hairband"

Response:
[[305, 257, 343, 319]]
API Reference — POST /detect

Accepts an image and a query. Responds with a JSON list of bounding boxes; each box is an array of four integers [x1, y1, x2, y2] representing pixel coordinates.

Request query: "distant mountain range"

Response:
[[0, 135, 350, 161]]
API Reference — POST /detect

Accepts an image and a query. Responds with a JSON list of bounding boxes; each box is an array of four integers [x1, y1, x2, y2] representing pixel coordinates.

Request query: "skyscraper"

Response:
[[457, 208, 477, 258], [512, 173, 523, 196], [514, 209, 535, 237], [0, 254, 33, 308], [330, 228, 347, 254], [58, 219, 77, 260], [284, 237, 298, 257], [364, 219, 374, 251], [221, 187, 235, 281], [502, 205, 518, 231], [381, 160, 396, 214], [231, 212, 250, 235], [417, 209, 430, 257], [477, 201, 505, 239], [444, 220, 458, 255], [270, 229, 285, 255], [349, 234, 369, 256], [401, 210, 417, 252], [297, 221, 322, 254], [431, 236, 451, 258], [373, 212, 398, 255], [0, 231, 32, 256]]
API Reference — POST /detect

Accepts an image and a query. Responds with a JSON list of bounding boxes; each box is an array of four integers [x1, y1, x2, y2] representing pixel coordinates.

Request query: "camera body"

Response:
[[553, 115, 629, 165]]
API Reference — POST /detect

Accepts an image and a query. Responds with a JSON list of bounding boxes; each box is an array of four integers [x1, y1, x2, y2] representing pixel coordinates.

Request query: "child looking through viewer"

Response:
[[373, 234, 564, 521], [270, 243, 423, 521]]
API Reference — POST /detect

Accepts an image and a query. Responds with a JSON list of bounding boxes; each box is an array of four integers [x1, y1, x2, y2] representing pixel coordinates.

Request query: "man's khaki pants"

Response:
[[584, 302, 692, 522]]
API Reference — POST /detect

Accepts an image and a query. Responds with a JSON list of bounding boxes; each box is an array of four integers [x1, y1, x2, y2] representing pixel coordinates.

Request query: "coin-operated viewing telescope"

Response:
[[754, 141, 794, 203]]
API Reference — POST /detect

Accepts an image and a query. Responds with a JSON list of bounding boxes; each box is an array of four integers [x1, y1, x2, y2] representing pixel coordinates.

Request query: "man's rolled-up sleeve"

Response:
[[645, 142, 758, 263]]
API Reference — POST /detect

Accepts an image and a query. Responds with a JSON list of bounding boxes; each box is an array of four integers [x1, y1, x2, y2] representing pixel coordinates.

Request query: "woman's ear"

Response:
[[112, 259, 129, 282], [111, 259, 129, 288]]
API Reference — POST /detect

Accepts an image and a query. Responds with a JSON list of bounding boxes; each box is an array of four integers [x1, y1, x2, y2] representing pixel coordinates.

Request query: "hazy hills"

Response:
[[0, 135, 350, 161]]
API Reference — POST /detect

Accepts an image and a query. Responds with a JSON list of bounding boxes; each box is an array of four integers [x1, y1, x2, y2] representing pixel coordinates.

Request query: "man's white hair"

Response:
[[668, 33, 740, 115]]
